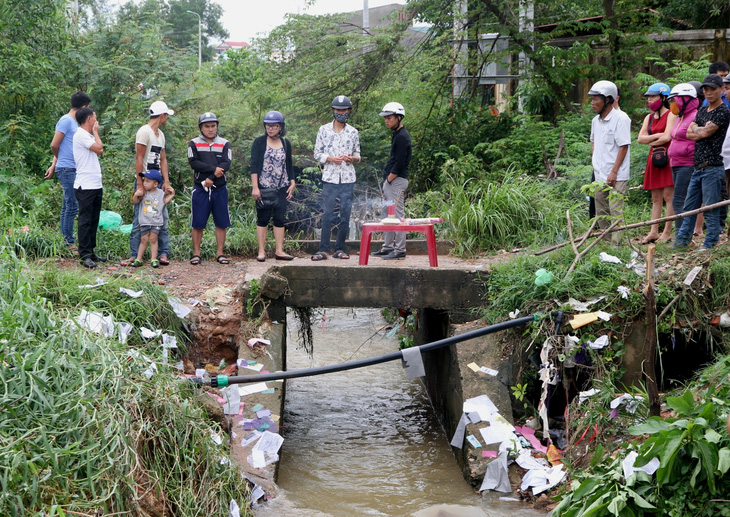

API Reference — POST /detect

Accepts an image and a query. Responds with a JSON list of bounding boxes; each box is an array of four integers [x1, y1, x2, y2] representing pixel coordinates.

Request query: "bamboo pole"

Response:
[[643, 244, 661, 417], [535, 198, 730, 256]]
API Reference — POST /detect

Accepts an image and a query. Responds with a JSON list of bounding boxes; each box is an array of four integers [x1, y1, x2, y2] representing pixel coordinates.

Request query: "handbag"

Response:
[[648, 115, 669, 168], [257, 188, 280, 209]]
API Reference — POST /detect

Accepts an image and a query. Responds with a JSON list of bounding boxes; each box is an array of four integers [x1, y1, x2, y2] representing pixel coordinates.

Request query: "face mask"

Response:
[[334, 112, 350, 123], [648, 99, 663, 111]]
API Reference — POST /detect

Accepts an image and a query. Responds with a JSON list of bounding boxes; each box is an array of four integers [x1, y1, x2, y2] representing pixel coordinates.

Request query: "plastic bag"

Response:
[[117, 224, 133, 234], [98, 210, 122, 230]]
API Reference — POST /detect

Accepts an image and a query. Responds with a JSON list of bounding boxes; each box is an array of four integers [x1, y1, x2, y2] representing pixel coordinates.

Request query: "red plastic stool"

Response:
[[358, 223, 438, 267]]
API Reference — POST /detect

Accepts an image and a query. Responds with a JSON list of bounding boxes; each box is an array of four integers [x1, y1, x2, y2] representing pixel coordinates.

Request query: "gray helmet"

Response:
[[332, 95, 353, 109], [198, 112, 218, 127]]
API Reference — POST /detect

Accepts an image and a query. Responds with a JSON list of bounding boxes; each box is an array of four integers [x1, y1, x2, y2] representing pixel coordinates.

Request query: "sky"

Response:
[[215, 0, 406, 43]]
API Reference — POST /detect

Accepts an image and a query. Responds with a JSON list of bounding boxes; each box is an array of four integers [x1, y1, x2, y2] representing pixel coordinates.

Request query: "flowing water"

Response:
[[254, 308, 545, 517]]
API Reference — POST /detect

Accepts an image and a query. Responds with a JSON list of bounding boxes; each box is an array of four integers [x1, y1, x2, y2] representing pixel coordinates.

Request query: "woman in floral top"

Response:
[[250, 111, 295, 261]]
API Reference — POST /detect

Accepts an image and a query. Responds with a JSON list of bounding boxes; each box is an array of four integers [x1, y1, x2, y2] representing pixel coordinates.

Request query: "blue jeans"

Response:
[[319, 182, 354, 253], [675, 165, 725, 248], [129, 179, 169, 259], [671, 166, 693, 216], [56, 167, 78, 245]]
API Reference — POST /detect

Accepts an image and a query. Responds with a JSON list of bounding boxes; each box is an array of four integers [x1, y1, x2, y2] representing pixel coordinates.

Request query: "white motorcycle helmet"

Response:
[[379, 102, 406, 118]]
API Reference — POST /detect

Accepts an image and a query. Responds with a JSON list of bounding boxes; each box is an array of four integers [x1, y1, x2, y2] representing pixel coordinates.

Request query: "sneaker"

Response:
[[381, 251, 406, 260], [81, 258, 97, 269], [92, 255, 108, 262], [371, 248, 393, 256]]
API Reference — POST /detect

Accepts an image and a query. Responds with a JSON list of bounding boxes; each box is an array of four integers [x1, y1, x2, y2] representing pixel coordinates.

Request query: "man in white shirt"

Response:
[[72, 107, 104, 269], [311, 95, 361, 260], [589, 80, 631, 245]]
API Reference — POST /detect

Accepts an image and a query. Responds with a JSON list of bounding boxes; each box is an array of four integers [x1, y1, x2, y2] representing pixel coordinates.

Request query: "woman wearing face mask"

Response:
[[637, 83, 676, 243], [250, 110, 296, 262], [667, 83, 701, 227]]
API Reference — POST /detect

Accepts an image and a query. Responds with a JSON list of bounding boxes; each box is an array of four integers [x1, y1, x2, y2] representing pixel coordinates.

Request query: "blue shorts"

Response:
[[140, 225, 162, 236], [191, 184, 231, 230]]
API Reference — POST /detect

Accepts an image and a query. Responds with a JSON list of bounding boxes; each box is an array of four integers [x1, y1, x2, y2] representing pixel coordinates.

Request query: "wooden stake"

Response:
[[643, 244, 661, 417]]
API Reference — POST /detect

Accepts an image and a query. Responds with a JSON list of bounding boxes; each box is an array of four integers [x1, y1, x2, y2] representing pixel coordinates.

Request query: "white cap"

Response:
[[149, 100, 174, 117]]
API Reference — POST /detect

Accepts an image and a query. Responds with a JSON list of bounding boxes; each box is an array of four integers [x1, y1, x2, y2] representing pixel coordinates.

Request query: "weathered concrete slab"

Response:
[[265, 265, 485, 309], [295, 238, 454, 256]]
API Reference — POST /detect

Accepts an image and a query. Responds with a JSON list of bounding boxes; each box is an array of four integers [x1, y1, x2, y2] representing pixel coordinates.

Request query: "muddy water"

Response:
[[254, 308, 545, 517]]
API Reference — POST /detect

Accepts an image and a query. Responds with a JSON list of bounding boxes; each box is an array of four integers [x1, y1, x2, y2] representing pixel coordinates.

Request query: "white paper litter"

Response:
[[237, 359, 265, 372], [611, 394, 644, 414], [479, 452, 511, 493], [247, 338, 271, 347], [479, 366, 499, 376], [568, 296, 605, 312], [617, 286, 631, 300], [228, 499, 241, 517], [683, 266, 703, 286], [596, 311, 611, 321], [579, 388, 601, 403], [463, 395, 499, 422], [253, 430, 284, 456], [521, 464, 566, 495], [241, 430, 263, 447], [210, 430, 223, 446], [239, 382, 270, 396], [119, 287, 143, 298], [247, 450, 278, 469], [222, 386, 241, 415], [509, 309, 521, 319], [599, 252, 622, 264], [168, 297, 191, 319], [479, 422, 515, 446], [79, 277, 107, 289], [622, 451, 660, 480], [589, 335, 610, 349], [516, 450, 550, 470], [140, 327, 162, 339], [195, 368, 206, 378]]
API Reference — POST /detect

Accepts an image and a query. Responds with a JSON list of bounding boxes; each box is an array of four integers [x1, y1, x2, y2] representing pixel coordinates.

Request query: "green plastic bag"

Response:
[[98, 210, 122, 230], [117, 224, 133, 234], [534, 268, 553, 286]]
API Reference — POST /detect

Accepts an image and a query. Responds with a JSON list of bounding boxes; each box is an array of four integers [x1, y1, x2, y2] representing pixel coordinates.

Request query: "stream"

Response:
[[253, 308, 546, 517]]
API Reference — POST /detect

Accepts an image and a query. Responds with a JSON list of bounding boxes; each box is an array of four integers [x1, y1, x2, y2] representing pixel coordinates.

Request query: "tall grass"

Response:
[[0, 248, 251, 516]]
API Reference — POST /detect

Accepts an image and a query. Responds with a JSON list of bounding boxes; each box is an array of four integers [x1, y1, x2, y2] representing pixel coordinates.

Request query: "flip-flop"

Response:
[[311, 252, 327, 261], [256, 256, 266, 262], [275, 254, 294, 261], [190, 255, 201, 265], [333, 251, 350, 259], [217, 255, 230, 264], [120, 258, 135, 266], [158, 256, 170, 266]]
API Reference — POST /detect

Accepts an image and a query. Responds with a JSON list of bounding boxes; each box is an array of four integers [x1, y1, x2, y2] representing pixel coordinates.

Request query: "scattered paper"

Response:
[[683, 266, 703, 286], [210, 430, 223, 446], [401, 346, 425, 378], [599, 252, 622, 264], [247, 338, 271, 348], [195, 368, 206, 379], [467, 363, 480, 372], [228, 499, 240, 517], [514, 426, 548, 453], [249, 482, 266, 504], [568, 296, 605, 312], [168, 297, 191, 319], [466, 435, 482, 448], [578, 388, 600, 403], [589, 335, 610, 349], [119, 287, 143, 298], [516, 450, 549, 470], [253, 430, 284, 456], [597, 311, 611, 321], [239, 382, 270, 396], [482, 450, 498, 458], [450, 414, 469, 448], [521, 464, 565, 495], [479, 422, 515, 446], [75, 310, 133, 344], [499, 497, 520, 502], [622, 451, 660, 480], [617, 285, 630, 300], [610, 394, 644, 414], [509, 309, 521, 319], [479, 366, 499, 376], [222, 386, 241, 415], [463, 395, 499, 422], [479, 452, 511, 493], [140, 327, 162, 339], [79, 277, 107, 289], [241, 430, 262, 447], [569, 312, 598, 329]]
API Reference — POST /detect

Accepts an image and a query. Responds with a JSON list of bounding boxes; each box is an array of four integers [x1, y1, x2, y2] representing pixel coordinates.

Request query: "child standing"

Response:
[[132, 169, 174, 267]]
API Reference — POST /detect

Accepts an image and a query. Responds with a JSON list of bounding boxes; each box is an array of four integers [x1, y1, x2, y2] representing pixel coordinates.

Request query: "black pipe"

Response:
[[204, 314, 537, 387]]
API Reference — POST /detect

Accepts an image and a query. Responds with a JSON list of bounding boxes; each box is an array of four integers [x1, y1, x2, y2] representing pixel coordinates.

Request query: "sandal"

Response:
[[216, 255, 230, 264], [256, 256, 266, 262], [132, 259, 143, 267], [120, 257, 135, 266], [151, 259, 160, 268], [311, 252, 328, 261], [190, 255, 201, 265], [333, 251, 350, 259], [158, 256, 170, 266], [275, 254, 294, 261]]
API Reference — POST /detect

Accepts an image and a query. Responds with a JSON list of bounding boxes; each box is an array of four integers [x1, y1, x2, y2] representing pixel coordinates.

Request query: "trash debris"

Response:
[[719, 313, 730, 328], [617, 286, 630, 299], [599, 252, 622, 264], [610, 394, 644, 417], [247, 338, 271, 348], [239, 382, 270, 396], [622, 451, 660, 480], [222, 386, 241, 415], [509, 309, 521, 319], [520, 462, 566, 495], [228, 499, 240, 517], [237, 359, 264, 372], [534, 268, 553, 286], [588, 335, 610, 349], [478, 452, 511, 493], [466, 435, 482, 448], [626, 251, 648, 276], [401, 346, 425, 378], [683, 266, 703, 286], [119, 287, 143, 298], [75, 309, 133, 344], [596, 311, 611, 321], [167, 297, 191, 319], [482, 450, 498, 458], [569, 312, 598, 329], [140, 327, 162, 339], [578, 388, 600, 403], [514, 425, 547, 453], [567, 296, 605, 312], [79, 277, 108, 289], [209, 430, 223, 446]]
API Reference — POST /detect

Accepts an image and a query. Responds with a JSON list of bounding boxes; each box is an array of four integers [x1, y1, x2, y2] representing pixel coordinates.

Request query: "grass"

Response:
[[0, 248, 252, 516]]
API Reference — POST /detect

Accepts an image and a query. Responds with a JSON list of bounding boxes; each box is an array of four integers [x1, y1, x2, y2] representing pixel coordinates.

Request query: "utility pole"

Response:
[[186, 10, 202, 70]]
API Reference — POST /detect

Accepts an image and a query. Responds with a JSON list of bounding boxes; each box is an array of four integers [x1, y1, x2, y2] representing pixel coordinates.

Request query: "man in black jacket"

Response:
[[187, 112, 233, 264]]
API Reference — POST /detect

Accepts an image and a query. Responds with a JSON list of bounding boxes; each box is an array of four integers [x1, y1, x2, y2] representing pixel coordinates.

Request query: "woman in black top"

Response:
[[250, 111, 295, 261]]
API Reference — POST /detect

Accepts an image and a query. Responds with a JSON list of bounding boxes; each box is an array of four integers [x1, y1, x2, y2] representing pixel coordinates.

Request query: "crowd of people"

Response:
[[589, 60, 730, 250], [45, 94, 411, 268]]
